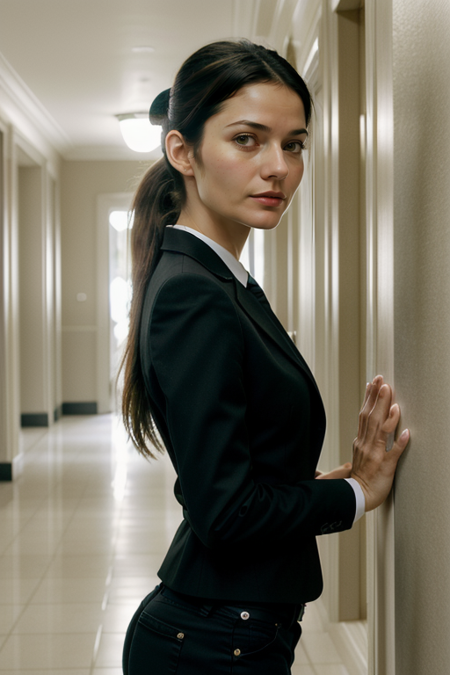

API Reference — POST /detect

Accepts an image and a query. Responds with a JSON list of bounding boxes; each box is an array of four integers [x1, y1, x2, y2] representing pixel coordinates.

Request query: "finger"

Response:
[[362, 382, 372, 408], [365, 384, 393, 444], [358, 378, 385, 440], [381, 403, 400, 435], [357, 384, 372, 437], [387, 428, 410, 463], [358, 381, 381, 438]]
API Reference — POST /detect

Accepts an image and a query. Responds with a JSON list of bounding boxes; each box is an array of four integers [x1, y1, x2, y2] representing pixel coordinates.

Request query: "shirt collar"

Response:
[[170, 225, 249, 287]]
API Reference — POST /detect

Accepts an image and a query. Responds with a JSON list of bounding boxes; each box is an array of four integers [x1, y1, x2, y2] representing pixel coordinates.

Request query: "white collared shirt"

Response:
[[170, 225, 248, 286]]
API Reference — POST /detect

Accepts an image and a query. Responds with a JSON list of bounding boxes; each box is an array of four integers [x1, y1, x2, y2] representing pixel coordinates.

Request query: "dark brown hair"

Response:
[[121, 40, 312, 458]]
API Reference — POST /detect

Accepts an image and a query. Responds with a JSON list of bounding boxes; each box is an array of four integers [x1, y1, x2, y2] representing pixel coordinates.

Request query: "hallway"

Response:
[[0, 415, 350, 674]]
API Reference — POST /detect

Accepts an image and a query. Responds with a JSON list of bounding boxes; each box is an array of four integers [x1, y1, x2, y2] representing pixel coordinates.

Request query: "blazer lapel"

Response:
[[161, 227, 321, 395], [234, 280, 321, 394], [161, 227, 235, 281]]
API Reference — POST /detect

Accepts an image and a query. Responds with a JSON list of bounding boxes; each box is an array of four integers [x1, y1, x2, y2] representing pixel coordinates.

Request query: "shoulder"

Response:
[[140, 252, 243, 345], [151, 272, 239, 328], [142, 271, 245, 376], [145, 249, 237, 314]]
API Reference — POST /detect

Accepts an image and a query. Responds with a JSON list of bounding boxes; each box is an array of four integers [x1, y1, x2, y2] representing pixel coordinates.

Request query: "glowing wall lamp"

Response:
[[116, 112, 162, 153]]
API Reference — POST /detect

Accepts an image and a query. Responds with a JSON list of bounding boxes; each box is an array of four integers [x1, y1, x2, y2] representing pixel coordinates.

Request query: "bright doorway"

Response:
[[96, 193, 133, 414]]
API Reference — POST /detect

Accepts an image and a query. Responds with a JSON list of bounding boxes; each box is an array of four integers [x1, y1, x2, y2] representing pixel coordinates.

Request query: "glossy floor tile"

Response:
[[0, 414, 352, 674]]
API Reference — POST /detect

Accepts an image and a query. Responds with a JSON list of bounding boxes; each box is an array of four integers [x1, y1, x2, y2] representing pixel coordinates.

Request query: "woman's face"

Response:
[[188, 82, 308, 234]]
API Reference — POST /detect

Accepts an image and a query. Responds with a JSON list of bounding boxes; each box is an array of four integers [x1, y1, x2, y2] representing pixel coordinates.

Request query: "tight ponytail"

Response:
[[121, 39, 312, 459]]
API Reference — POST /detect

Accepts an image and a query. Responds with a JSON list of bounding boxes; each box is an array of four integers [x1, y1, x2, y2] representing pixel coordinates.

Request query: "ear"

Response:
[[165, 130, 195, 176]]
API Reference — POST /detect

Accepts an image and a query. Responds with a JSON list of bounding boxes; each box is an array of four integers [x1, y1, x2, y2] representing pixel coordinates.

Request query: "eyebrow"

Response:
[[226, 120, 309, 136]]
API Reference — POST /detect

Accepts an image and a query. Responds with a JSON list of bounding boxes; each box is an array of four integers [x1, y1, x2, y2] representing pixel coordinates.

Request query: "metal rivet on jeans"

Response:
[[234, 649, 241, 656], [177, 632, 184, 640], [240, 611, 250, 620]]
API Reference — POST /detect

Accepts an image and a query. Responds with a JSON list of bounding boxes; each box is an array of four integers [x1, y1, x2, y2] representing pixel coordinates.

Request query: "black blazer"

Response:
[[139, 227, 355, 604]]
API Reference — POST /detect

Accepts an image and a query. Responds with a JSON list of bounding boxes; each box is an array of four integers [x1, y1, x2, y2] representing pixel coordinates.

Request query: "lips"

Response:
[[250, 191, 286, 207]]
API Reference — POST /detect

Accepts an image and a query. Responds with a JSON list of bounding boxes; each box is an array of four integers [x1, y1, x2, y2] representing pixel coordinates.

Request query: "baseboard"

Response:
[[21, 413, 49, 427], [62, 402, 98, 415], [54, 404, 63, 422], [0, 462, 12, 481], [328, 620, 368, 675]]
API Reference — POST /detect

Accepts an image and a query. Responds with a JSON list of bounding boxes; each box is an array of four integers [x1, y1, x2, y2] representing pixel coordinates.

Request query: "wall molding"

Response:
[[0, 462, 12, 481], [364, 0, 396, 673], [0, 52, 70, 153], [21, 413, 49, 427], [332, 0, 364, 11], [62, 402, 97, 415]]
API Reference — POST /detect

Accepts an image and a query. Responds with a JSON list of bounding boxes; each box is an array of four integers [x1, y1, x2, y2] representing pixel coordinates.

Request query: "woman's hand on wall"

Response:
[[351, 376, 410, 511], [315, 463, 353, 480]]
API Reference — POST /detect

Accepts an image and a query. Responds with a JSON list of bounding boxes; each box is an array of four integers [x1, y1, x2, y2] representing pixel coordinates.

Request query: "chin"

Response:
[[247, 215, 284, 231]]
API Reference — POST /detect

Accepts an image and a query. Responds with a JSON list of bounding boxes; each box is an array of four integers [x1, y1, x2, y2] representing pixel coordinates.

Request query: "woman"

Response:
[[121, 40, 409, 674]]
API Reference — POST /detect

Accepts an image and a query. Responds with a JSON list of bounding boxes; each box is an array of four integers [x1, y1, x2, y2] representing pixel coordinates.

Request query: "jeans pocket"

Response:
[[232, 617, 279, 657], [126, 603, 185, 674]]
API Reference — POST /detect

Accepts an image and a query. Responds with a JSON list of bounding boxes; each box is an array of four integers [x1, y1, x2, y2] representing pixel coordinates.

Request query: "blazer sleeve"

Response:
[[147, 273, 356, 550]]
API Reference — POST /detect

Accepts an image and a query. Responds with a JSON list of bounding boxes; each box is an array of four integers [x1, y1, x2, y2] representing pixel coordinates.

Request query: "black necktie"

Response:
[[247, 275, 300, 358]]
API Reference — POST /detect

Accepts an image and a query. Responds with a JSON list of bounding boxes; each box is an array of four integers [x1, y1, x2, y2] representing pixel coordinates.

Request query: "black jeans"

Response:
[[123, 584, 303, 674]]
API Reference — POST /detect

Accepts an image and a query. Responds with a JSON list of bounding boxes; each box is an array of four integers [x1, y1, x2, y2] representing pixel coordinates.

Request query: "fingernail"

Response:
[[390, 403, 399, 416], [379, 385, 387, 397], [399, 429, 409, 441]]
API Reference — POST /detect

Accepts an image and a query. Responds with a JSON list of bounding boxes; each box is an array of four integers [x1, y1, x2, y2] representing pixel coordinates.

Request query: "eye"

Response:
[[284, 140, 306, 153], [234, 134, 257, 147]]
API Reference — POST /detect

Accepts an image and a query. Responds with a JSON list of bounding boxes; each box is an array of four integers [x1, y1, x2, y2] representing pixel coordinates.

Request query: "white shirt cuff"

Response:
[[345, 478, 366, 523]]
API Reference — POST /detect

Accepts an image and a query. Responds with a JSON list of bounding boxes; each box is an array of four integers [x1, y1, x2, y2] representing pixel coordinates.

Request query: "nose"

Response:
[[260, 144, 289, 180]]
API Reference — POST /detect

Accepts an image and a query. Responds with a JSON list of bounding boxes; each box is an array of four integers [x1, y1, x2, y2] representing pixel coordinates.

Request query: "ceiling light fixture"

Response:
[[116, 112, 162, 153]]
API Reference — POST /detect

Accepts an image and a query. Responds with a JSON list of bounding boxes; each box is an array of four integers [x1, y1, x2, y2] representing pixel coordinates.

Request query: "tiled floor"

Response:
[[0, 415, 350, 674]]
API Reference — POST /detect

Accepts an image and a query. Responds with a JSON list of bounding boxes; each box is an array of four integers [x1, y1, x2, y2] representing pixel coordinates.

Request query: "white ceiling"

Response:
[[0, 0, 245, 160]]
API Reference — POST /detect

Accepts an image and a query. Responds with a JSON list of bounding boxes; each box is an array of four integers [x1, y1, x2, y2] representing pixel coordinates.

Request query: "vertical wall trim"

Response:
[[96, 195, 112, 415], [8, 128, 21, 470], [0, 126, 7, 467], [53, 176, 63, 413], [96, 193, 133, 415], [364, 0, 396, 673], [42, 163, 53, 424]]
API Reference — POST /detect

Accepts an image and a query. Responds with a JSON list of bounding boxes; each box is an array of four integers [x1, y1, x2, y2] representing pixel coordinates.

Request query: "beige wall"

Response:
[[19, 166, 46, 414], [0, 126, 60, 469], [60, 160, 147, 404], [393, 1, 450, 673]]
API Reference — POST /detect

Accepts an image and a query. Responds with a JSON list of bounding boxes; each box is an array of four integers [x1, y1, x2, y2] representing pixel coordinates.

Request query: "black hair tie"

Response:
[[149, 89, 171, 125]]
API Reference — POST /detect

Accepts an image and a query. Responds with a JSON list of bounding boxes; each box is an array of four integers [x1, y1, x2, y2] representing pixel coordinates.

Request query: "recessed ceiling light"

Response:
[[132, 46, 155, 53]]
